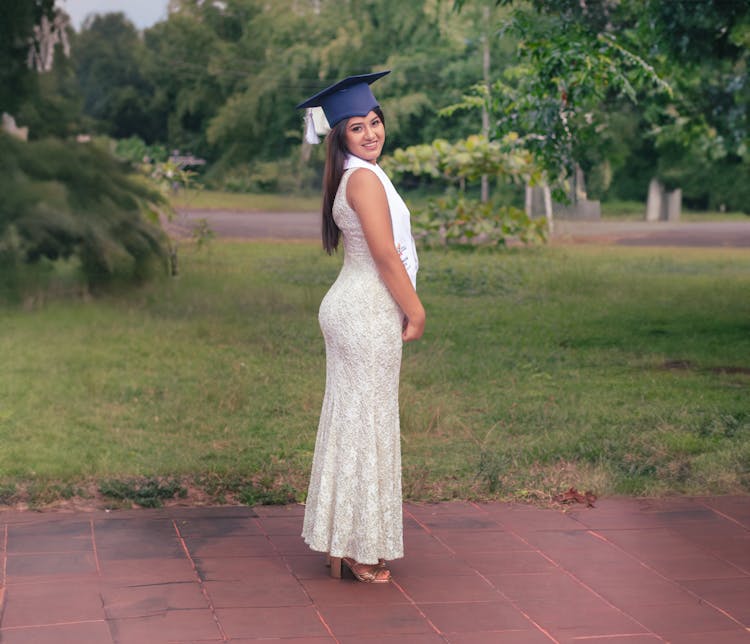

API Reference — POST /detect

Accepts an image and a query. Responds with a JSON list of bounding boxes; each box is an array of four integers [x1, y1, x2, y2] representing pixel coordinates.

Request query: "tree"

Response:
[[455, 0, 749, 212], [73, 13, 159, 141], [142, 14, 226, 159], [0, 0, 56, 113], [0, 134, 169, 294]]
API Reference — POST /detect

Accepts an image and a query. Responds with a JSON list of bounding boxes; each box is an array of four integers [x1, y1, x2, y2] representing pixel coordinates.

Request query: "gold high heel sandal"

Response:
[[329, 556, 391, 583], [326, 554, 386, 569]]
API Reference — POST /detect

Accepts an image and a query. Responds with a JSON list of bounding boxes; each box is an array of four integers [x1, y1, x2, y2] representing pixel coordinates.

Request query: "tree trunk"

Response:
[[480, 4, 490, 204]]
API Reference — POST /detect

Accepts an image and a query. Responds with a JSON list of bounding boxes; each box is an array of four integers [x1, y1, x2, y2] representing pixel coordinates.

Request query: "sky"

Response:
[[60, 0, 171, 30]]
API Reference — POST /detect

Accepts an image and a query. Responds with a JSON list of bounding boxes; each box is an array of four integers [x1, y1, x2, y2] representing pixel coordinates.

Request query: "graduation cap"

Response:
[[296, 71, 390, 132]]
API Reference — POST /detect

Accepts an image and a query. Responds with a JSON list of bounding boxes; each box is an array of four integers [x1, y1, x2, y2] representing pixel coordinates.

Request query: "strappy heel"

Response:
[[329, 556, 391, 583], [326, 553, 386, 569]]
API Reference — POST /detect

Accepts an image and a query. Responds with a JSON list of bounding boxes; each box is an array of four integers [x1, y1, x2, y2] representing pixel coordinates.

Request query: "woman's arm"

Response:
[[347, 168, 425, 342]]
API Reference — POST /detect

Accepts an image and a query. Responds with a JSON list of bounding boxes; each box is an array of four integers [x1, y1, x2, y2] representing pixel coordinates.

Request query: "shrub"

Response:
[[0, 133, 170, 297], [412, 193, 547, 248]]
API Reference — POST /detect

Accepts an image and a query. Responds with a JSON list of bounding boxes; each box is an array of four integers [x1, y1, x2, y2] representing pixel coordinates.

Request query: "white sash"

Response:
[[344, 154, 419, 288]]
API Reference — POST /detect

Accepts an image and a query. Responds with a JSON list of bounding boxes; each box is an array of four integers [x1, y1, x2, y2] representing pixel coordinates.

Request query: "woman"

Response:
[[297, 71, 425, 583]]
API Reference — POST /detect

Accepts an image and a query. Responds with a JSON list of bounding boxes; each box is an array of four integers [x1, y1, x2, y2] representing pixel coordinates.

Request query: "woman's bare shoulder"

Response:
[[347, 166, 385, 199]]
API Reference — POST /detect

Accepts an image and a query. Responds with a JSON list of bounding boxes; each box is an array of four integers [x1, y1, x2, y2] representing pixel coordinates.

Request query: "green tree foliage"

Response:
[[0, 134, 169, 293], [0, 0, 55, 113], [624, 0, 750, 210], [73, 13, 159, 141], [384, 134, 546, 246], [455, 0, 749, 210]]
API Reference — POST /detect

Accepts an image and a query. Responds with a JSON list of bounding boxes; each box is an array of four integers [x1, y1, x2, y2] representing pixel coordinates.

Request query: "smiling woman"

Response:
[[61, 0, 169, 29], [295, 71, 425, 584]]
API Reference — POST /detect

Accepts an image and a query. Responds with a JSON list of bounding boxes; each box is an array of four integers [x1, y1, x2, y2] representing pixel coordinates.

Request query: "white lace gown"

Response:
[[302, 169, 404, 565]]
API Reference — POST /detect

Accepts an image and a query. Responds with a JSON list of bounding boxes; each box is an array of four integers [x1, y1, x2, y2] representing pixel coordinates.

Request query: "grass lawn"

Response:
[[1, 242, 748, 508], [171, 189, 320, 212]]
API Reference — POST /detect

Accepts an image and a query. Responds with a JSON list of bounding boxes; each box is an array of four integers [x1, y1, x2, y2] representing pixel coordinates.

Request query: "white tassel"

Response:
[[311, 107, 331, 137], [304, 109, 320, 144]]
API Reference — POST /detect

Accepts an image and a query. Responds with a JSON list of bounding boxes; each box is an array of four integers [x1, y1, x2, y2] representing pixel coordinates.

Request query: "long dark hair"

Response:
[[321, 107, 385, 254]]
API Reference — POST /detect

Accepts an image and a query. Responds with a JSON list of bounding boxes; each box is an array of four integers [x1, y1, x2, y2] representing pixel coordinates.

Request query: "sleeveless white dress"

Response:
[[302, 168, 405, 564]]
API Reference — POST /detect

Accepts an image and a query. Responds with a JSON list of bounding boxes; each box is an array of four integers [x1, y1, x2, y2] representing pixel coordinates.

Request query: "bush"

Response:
[[411, 193, 547, 248], [0, 133, 170, 298]]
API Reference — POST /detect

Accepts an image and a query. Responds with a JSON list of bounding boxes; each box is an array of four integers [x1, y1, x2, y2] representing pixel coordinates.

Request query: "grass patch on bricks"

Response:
[[0, 242, 748, 508]]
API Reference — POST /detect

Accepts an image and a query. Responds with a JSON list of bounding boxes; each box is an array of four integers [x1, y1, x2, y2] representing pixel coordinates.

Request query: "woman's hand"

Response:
[[402, 310, 425, 342]]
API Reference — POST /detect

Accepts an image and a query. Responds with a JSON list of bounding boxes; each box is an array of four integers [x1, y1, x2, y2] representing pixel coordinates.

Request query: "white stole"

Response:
[[344, 154, 419, 288]]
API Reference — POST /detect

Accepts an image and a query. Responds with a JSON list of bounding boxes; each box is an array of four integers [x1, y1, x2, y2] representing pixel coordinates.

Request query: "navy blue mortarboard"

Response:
[[296, 71, 390, 128]]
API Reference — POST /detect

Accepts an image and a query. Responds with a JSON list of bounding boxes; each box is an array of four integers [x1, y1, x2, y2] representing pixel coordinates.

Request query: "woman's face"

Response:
[[344, 111, 385, 164]]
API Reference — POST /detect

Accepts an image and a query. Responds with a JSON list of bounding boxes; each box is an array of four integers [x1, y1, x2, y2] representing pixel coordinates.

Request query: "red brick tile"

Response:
[[417, 515, 502, 531], [554, 636, 662, 644], [204, 578, 310, 608], [257, 516, 304, 535], [6, 534, 92, 554], [285, 554, 332, 579], [403, 531, 455, 556], [109, 610, 220, 642], [598, 527, 714, 559], [193, 555, 289, 581], [1, 580, 104, 628], [216, 605, 329, 639], [661, 629, 750, 643], [486, 571, 593, 603], [397, 573, 496, 603], [101, 581, 207, 618], [482, 506, 587, 532], [252, 504, 306, 517], [650, 555, 746, 581], [318, 603, 432, 637], [95, 541, 185, 560], [0, 620, 113, 644], [98, 557, 195, 585], [681, 577, 750, 624], [93, 519, 176, 541], [521, 599, 649, 640], [182, 534, 276, 558], [589, 575, 696, 609], [405, 502, 488, 517], [168, 506, 257, 520], [338, 633, 446, 643], [228, 639, 333, 644], [173, 516, 262, 537], [268, 534, 317, 555], [419, 601, 531, 633], [428, 529, 532, 554], [445, 630, 557, 644], [5, 552, 97, 580], [388, 554, 475, 578], [300, 577, 408, 606], [7, 520, 91, 538], [624, 601, 743, 635], [460, 550, 555, 575], [699, 496, 750, 529], [227, 639, 333, 644]]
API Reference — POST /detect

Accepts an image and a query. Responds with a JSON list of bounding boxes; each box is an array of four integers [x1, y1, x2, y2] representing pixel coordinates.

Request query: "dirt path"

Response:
[[169, 209, 750, 247]]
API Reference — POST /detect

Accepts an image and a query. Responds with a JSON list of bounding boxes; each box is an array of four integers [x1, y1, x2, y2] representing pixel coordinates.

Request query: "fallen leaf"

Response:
[[553, 487, 597, 508]]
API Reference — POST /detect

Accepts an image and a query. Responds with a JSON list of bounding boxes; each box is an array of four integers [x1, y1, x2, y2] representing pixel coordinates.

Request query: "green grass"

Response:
[[171, 189, 320, 212], [1, 243, 749, 507]]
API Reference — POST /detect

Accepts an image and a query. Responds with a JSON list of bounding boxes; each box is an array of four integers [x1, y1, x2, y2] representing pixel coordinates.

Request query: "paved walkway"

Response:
[[1, 496, 749, 643], [168, 210, 750, 247]]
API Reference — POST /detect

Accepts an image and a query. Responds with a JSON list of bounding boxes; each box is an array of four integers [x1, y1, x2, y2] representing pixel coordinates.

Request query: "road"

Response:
[[169, 209, 750, 247]]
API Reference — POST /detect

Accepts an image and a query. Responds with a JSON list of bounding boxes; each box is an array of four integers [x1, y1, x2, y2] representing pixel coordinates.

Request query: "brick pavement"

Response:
[[1, 496, 749, 643]]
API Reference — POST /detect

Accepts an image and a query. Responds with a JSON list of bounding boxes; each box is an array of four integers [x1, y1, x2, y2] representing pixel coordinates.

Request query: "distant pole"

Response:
[[481, 4, 490, 204]]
